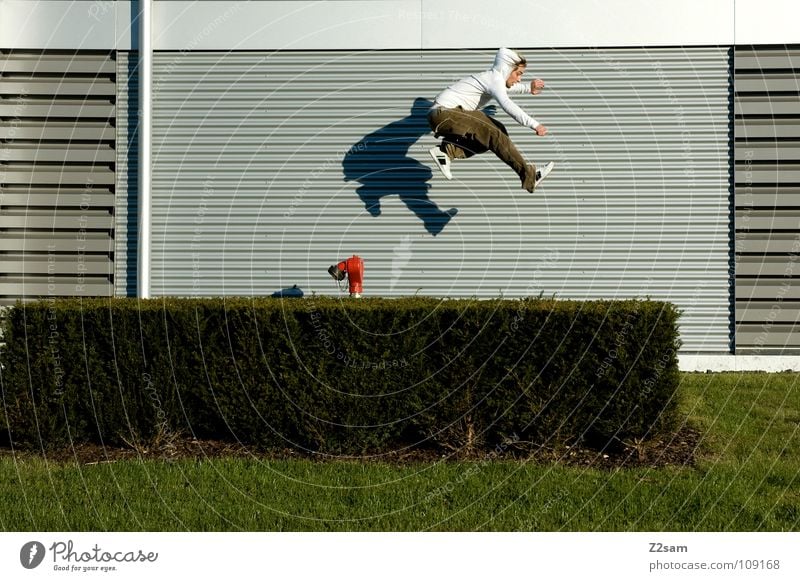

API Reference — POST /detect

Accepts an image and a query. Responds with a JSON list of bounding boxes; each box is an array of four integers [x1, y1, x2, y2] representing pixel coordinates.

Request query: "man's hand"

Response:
[[534, 125, 548, 136], [530, 78, 545, 95]]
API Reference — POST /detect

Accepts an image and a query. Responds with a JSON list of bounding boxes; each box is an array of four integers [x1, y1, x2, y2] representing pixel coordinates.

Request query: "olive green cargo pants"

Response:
[[428, 106, 536, 192]]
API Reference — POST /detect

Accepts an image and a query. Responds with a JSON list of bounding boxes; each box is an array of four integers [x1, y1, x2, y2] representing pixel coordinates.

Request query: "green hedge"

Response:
[[0, 297, 681, 454]]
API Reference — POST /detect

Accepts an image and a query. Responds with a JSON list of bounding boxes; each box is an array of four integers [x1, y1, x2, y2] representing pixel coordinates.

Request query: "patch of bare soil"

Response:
[[0, 424, 702, 470]]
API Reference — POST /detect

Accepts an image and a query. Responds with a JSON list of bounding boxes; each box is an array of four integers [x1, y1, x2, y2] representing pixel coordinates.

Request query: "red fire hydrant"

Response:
[[327, 255, 364, 298]]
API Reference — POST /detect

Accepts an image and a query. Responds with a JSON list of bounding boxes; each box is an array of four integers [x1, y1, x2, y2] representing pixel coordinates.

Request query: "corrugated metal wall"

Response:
[[735, 46, 800, 353], [0, 51, 116, 304], [137, 48, 731, 352]]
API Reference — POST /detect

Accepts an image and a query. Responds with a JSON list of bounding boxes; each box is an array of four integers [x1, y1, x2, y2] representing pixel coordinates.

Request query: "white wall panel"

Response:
[[3, 1, 798, 51], [0, 1, 132, 50]]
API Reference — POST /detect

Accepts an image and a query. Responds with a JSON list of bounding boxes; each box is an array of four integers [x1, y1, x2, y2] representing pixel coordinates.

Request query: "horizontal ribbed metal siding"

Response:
[[0, 50, 115, 304], [148, 48, 731, 351], [735, 46, 800, 353]]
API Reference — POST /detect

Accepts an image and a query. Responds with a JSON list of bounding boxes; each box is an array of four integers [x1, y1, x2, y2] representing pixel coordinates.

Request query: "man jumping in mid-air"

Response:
[[428, 47, 554, 193]]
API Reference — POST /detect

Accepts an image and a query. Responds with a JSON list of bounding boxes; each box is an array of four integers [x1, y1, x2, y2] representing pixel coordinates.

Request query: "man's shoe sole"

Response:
[[429, 147, 453, 180], [535, 162, 555, 187]]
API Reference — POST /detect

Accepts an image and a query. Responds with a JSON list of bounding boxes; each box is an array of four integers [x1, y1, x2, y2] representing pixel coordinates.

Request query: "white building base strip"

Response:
[[679, 355, 800, 372], [2, 532, 798, 580]]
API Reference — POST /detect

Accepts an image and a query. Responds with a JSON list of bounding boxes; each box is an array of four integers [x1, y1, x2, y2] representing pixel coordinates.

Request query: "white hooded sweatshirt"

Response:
[[432, 47, 540, 129]]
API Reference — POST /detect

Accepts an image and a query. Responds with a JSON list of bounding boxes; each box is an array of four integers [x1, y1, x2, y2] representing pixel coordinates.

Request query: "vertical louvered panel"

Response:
[[148, 48, 731, 351], [735, 46, 800, 353], [0, 50, 115, 304], [115, 51, 138, 297]]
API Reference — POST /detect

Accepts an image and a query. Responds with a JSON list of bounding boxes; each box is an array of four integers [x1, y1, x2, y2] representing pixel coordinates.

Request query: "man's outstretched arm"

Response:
[[508, 78, 545, 95]]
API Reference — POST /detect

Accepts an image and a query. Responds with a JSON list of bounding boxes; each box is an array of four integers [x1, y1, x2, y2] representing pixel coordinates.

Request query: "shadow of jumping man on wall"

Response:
[[343, 97, 458, 236]]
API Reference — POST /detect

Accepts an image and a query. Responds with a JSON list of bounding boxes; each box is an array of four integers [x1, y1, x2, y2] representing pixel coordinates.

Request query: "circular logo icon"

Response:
[[20, 541, 46, 569]]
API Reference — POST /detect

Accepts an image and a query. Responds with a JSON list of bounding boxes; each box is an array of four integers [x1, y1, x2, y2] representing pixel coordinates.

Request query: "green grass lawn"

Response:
[[1, 372, 798, 531]]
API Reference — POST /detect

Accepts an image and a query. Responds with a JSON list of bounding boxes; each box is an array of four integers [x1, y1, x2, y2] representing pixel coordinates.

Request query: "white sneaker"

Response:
[[535, 161, 555, 187], [429, 146, 453, 180]]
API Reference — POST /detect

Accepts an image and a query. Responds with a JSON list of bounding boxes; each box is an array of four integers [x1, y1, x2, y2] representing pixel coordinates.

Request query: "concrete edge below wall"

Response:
[[679, 355, 800, 372]]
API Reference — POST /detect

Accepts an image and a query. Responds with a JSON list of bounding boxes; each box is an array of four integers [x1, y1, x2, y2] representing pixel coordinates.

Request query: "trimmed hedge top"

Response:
[[0, 296, 681, 455]]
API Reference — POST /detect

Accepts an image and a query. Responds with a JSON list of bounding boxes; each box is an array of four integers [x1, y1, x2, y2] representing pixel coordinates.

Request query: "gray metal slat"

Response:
[[735, 188, 800, 207], [0, 144, 116, 163], [0, 102, 115, 118], [0, 192, 115, 206], [736, 234, 800, 253], [734, 143, 800, 161], [735, 166, 800, 184], [736, 304, 800, 324], [0, 124, 115, 140], [736, 210, 800, 230], [735, 53, 800, 70], [0, 56, 115, 74], [735, 348, 800, 354], [0, 208, 113, 217], [0, 214, 113, 229], [737, 280, 800, 300], [735, 326, 800, 347], [1, 169, 115, 185], [736, 256, 800, 276], [1, 254, 114, 275], [735, 75, 800, 92], [0, 279, 112, 296], [0, 235, 113, 253], [735, 120, 800, 139], [1, 185, 113, 194], [0, 80, 116, 97], [735, 97, 800, 116]]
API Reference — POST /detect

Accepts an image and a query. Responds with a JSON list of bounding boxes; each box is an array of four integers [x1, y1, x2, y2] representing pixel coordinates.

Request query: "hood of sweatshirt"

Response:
[[492, 47, 524, 80]]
